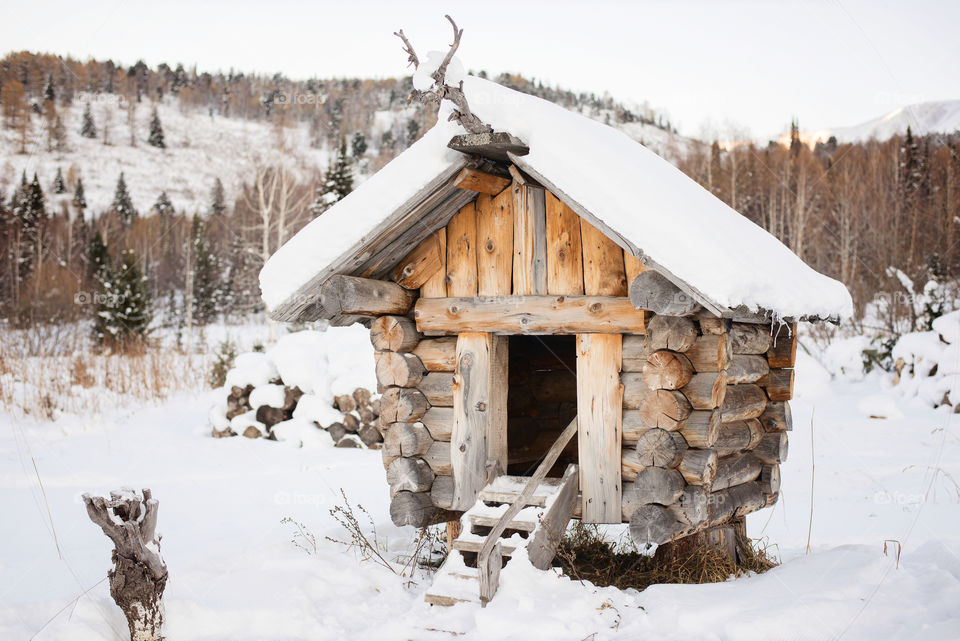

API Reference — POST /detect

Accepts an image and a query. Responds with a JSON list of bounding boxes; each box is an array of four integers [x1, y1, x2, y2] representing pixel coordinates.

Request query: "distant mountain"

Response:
[[788, 100, 960, 147]]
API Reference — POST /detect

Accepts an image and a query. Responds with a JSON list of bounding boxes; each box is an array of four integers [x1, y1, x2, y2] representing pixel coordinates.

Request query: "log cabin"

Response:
[[259, 75, 852, 605]]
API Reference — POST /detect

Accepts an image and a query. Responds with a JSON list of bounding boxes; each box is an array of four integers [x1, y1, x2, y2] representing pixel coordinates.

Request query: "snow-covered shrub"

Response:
[[210, 327, 383, 446], [890, 310, 960, 410]]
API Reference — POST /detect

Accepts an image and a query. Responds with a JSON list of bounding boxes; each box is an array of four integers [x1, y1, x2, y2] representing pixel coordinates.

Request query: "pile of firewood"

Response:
[[212, 382, 382, 448]]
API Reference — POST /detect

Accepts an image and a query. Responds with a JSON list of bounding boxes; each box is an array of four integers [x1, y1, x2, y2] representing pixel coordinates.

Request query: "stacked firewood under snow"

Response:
[[209, 328, 382, 448], [625, 315, 794, 546]]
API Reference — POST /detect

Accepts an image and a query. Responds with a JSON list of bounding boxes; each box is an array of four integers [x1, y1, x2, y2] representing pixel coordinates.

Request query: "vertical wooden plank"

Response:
[[581, 219, 628, 296], [420, 228, 447, 298], [451, 332, 508, 510], [623, 251, 646, 285], [576, 333, 623, 523], [476, 190, 514, 296], [512, 177, 547, 295], [446, 202, 478, 297], [545, 192, 584, 295]]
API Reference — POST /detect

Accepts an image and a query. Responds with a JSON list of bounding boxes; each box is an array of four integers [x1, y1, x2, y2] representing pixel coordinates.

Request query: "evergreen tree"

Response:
[[53, 168, 66, 194], [52, 115, 66, 152], [380, 129, 395, 153], [80, 102, 97, 138], [73, 177, 87, 211], [92, 248, 152, 350], [325, 137, 354, 203], [152, 190, 174, 216], [190, 215, 218, 325], [209, 177, 226, 217], [405, 117, 420, 145], [351, 131, 367, 158], [17, 174, 47, 279], [147, 106, 165, 148], [87, 230, 110, 280], [43, 74, 55, 103], [111, 172, 137, 225]]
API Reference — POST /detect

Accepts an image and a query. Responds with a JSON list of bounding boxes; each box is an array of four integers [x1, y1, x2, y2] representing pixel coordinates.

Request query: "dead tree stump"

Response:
[[83, 488, 167, 641]]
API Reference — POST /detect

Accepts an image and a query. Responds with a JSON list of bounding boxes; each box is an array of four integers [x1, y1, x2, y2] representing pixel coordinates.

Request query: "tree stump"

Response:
[[83, 488, 167, 641]]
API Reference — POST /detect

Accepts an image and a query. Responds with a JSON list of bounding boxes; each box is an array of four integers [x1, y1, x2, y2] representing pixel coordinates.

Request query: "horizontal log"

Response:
[[759, 401, 792, 432], [412, 337, 457, 372], [714, 418, 764, 456], [418, 373, 454, 407], [621, 373, 652, 410], [712, 453, 762, 491], [635, 428, 687, 468], [453, 167, 511, 195], [642, 350, 694, 390], [753, 432, 788, 464], [421, 407, 452, 441], [393, 232, 443, 289], [637, 389, 692, 430], [430, 475, 454, 509], [759, 464, 781, 495], [727, 354, 770, 384], [729, 323, 773, 354], [629, 270, 701, 316], [685, 334, 729, 372], [760, 368, 795, 401], [677, 410, 720, 449], [414, 296, 648, 334], [379, 387, 428, 423], [719, 384, 768, 422], [383, 422, 433, 458], [622, 411, 648, 442], [387, 457, 435, 496], [321, 275, 416, 317], [390, 490, 437, 528], [370, 316, 420, 352], [630, 504, 681, 545], [767, 325, 798, 368], [375, 352, 426, 388], [677, 448, 718, 486], [630, 466, 685, 506], [423, 440, 452, 475], [646, 315, 698, 352], [621, 334, 650, 372], [681, 372, 728, 410], [696, 315, 728, 336]]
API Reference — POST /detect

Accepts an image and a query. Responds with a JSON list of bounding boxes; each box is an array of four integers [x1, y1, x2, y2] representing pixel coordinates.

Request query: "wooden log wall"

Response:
[[623, 315, 796, 546]]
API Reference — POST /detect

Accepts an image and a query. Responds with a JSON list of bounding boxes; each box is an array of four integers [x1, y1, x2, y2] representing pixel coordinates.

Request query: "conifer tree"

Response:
[[405, 117, 420, 146], [151, 191, 174, 217], [111, 172, 137, 226], [147, 106, 165, 148], [92, 248, 152, 350], [53, 168, 66, 194], [17, 174, 47, 279], [73, 177, 87, 212], [190, 215, 218, 325], [52, 115, 66, 152], [80, 102, 97, 138], [325, 137, 354, 203], [209, 177, 226, 217], [87, 230, 110, 280], [351, 131, 367, 158]]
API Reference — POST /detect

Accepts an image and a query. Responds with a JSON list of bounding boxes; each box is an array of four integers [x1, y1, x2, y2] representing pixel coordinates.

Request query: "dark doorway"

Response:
[[507, 335, 579, 477]]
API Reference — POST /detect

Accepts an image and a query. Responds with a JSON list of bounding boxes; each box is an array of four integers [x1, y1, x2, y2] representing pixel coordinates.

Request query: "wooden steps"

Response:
[[424, 464, 579, 607]]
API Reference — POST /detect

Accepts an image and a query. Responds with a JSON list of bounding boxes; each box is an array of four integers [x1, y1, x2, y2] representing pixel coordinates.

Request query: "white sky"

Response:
[[2, 0, 957, 138]]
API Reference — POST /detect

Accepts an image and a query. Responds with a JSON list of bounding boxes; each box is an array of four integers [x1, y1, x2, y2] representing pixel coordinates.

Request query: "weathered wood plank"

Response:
[[393, 233, 443, 290], [576, 334, 623, 523], [621, 335, 650, 371], [415, 295, 647, 334], [767, 324, 798, 368], [446, 202, 478, 297], [320, 275, 416, 317], [475, 190, 514, 296], [719, 384, 768, 422], [421, 407, 453, 441], [545, 192, 584, 295], [623, 252, 646, 285], [681, 372, 728, 410], [511, 170, 547, 295], [412, 337, 457, 372], [419, 373, 454, 407], [420, 228, 447, 298], [685, 334, 730, 372], [581, 218, 627, 296], [453, 167, 511, 195]]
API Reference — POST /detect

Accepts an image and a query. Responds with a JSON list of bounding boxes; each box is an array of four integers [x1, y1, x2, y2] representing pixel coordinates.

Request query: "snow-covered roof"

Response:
[[260, 76, 853, 322]]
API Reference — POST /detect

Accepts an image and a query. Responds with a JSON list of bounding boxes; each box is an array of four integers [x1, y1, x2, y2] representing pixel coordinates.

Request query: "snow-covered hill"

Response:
[[786, 99, 960, 147], [0, 98, 329, 216]]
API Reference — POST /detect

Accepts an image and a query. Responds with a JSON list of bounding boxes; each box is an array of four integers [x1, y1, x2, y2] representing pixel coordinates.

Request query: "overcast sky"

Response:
[[2, 0, 957, 137]]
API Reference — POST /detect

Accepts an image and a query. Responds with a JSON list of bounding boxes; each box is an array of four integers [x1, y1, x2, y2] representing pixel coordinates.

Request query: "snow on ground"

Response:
[[1, 341, 959, 639]]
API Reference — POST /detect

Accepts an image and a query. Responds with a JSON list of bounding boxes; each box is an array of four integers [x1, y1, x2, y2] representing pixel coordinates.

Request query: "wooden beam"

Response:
[[420, 228, 447, 298], [453, 167, 511, 195], [767, 324, 798, 368], [475, 190, 514, 296], [414, 295, 647, 334], [450, 333, 508, 510], [581, 218, 627, 296], [446, 202, 478, 297], [545, 192, 584, 295], [319, 275, 416, 317], [576, 334, 623, 523], [393, 232, 443, 290], [629, 270, 701, 316], [448, 132, 529, 162], [510, 167, 547, 295]]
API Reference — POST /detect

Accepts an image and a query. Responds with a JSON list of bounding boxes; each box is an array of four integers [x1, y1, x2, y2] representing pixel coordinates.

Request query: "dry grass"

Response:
[[0, 325, 210, 419], [554, 522, 777, 591]]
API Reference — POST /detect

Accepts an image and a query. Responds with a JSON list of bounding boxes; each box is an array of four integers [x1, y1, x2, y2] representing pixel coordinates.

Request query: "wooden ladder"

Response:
[[424, 417, 579, 607]]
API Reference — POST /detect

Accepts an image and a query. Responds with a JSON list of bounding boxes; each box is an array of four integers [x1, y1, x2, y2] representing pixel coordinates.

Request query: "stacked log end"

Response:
[[624, 315, 794, 547], [373, 315, 455, 528]]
